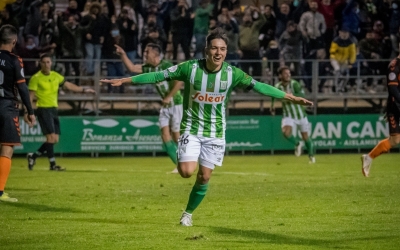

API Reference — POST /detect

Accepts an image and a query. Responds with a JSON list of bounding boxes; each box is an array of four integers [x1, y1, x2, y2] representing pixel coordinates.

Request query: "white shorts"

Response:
[[177, 133, 225, 170], [281, 117, 310, 133], [159, 104, 183, 132]]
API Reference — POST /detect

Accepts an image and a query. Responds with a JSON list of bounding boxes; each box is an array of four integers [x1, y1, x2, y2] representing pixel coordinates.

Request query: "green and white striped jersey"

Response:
[[162, 59, 256, 138], [274, 80, 307, 119], [142, 60, 183, 106]]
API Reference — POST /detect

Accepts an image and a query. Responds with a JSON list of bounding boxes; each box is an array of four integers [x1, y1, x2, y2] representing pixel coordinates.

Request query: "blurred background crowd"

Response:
[[0, 0, 399, 94]]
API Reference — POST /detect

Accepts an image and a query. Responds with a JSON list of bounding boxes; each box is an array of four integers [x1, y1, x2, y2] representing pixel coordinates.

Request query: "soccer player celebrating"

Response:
[[0, 25, 36, 202], [27, 54, 95, 171], [270, 66, 315, 163], [114, 43, 183, 173], [100, 28, 313, 226], [361, 51, 400, 177]]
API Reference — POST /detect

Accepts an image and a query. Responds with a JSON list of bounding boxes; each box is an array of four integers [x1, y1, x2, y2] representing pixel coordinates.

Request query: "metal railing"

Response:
[[22, 58, 389, 115]]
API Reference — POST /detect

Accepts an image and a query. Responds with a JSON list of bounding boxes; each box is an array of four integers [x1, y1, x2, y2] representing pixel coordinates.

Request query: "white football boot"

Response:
[[361, 154, 372, 177], [180, 211, 193, 226], [295, 142, 302, 157]]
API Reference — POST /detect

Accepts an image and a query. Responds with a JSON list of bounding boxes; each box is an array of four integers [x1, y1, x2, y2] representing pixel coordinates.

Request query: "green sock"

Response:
[[304, 139, 314, 156], [164, 140, 177, 165], [285, 135, 298, 146], [185, 182, 209, 214]]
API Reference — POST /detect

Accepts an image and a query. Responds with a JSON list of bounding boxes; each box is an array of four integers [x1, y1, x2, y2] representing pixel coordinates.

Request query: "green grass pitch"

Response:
[[1, 154, 399, 250]]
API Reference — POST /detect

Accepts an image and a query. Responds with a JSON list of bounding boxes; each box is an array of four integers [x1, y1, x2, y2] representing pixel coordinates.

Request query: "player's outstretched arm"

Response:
[[114, 44, 143, 74], [283, 93, 313, 106], [252, 81, 313, 106], [101, 71, 167, 87]]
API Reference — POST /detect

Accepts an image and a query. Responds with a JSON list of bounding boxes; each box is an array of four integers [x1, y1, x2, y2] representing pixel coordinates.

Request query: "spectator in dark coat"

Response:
[[56, 12, 85, 85], [81, 2, 108, 75], [170, 0, 194, 61], [117, 7, 139, 63]]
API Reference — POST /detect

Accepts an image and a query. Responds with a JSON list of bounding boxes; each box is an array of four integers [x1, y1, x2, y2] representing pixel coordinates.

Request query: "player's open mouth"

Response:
[[213, 57, 221, 61]]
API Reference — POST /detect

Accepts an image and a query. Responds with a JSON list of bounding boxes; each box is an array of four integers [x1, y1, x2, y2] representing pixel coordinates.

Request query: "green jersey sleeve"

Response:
[[292, 80, 305, 97], [162, 61, 191, 81], [231, 66, 285, 98], [131, 61, 190, 85]]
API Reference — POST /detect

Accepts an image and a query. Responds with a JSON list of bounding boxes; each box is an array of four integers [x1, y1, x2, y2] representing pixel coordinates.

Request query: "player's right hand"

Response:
[[100, 79, 123, 86]]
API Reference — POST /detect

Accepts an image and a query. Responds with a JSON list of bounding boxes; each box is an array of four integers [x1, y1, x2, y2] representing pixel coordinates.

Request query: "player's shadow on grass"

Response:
[[1, 202, 83, 213], [210, 226, 395, 248]]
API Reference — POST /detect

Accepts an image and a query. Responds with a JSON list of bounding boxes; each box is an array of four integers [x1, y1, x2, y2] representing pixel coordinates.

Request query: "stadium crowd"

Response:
[[0, 0, 399, 93]]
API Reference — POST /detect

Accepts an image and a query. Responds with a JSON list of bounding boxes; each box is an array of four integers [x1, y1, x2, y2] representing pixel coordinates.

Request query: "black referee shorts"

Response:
[[387, 112, 400, 136], [0, 105, 21, 145], [37, 107, 61, 135]]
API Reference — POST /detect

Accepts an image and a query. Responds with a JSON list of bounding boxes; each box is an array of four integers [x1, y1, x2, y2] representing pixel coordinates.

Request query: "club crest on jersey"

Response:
[[220, 81, 227, 90], [167, 65, 178, 72], [192, 92, 225, 104]]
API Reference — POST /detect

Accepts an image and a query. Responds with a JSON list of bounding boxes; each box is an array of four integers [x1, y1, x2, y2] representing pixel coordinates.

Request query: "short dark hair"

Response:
[[278, 66, 290, 75], [145, 43, 162, 54], [40, 53, 52, 61], [206, 27, 229, 48], [0, 24, 17, 45]]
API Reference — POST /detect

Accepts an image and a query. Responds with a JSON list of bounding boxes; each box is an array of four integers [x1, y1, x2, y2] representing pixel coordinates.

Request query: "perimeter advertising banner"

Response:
[[14, 115, 389, 153]]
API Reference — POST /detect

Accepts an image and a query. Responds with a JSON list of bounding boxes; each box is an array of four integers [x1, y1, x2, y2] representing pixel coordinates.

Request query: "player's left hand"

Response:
[[24, 114, 36, 128], [293, 97, 313, 106], [162, 96, 172, 106]]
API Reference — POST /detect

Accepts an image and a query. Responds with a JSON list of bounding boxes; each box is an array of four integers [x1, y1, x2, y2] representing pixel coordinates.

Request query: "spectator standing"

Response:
[[341, 0, 360, 39], [238, 6, 266, 79], [273, 0, 292, 40], [140, 13, 167, 55], [317, 0, 345, 56], [389, 1, 400, 57], [218, 8, 240, 66], [170, 0, 194, 61], [193, 0, 214, 59], [103, 15, 126, 93], [117, 7, 139, 63], [278, 20, 303, 77], [62, 0, 82, 22], [56, 13, 85, 85], [329, 27, 357, 92], [80, 2, 107, 76], [298, 0, 326, 57], [259, 4, 276, 53]]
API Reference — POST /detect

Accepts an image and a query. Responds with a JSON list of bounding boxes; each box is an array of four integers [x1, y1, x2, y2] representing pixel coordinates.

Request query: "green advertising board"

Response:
[[14, 114, 390, 154]]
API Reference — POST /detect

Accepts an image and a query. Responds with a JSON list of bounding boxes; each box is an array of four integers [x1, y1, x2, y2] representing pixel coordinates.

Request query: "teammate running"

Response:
[[114, 43, 183, 173]]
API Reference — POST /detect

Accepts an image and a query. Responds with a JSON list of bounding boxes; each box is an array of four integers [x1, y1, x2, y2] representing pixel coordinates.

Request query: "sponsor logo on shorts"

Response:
[[212, 144, 224, 151], [192, 92, 225, 104]]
